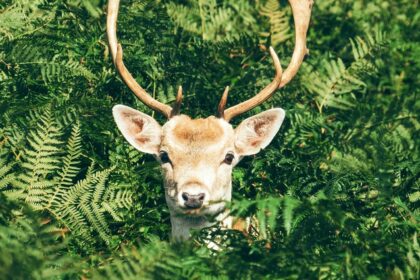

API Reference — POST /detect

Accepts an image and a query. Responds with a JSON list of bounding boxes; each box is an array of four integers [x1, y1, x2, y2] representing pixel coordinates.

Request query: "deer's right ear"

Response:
[[112, 105, 162, 155]]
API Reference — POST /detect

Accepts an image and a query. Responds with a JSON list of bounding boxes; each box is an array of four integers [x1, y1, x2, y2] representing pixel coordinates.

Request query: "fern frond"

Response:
[[90, 168, 113, 242], [283, 196, 301, 235], [166, 2, 200, 34], [166, 0, 257, 42], [303, 58, 361, 113], [350, 27, 386, 61], [0, 156, 15, 190], [95, 239, 181, 280], [56, 122, 82, 188], [259, 0, 291, 46], [303, 28, 386, 113], [38, 59, 96, 84], [102, 187, 134, 222], [0, 0, 54, 42], [9, 43, 96, 85], [50, 166, 115, 245], [10, 108, 62, 208]]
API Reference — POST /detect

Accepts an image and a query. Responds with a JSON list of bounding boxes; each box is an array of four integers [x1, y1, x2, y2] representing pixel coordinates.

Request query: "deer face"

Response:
[[113, 105, 285, 218]]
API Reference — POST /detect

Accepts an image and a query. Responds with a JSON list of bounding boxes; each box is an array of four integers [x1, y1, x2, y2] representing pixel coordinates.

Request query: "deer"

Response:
[[107, 0, 313, 241]]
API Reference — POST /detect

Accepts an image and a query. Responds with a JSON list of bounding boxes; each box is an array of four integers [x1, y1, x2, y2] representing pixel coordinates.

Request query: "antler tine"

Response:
[[220, 0, 313, 122], [170, 86, 183, 117], [279, 0, 313, 88], [222, 47, 282, 122], [107, 0, 119, 63], [217, 86, 230, 119], [107, 0, 173, 119]]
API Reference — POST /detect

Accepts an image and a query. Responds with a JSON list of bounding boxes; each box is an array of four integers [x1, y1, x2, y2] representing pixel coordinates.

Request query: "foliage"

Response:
[[0, 107, 132, 251], [0, 192, 81, 279], [0, 0, 419, 279]]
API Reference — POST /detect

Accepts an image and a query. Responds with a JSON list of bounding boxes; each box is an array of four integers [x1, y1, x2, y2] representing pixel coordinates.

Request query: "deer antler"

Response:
[[219, 47, 283, 120], [107, 0, 180, 119], [220, 0, 313, 122]]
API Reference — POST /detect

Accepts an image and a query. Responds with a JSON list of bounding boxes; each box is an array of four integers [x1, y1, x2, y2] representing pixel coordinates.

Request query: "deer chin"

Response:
[[184, 201, 226, 217]]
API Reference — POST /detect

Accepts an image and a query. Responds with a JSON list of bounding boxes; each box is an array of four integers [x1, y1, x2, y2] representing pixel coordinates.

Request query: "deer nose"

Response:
[[182, 192, 205, 209]]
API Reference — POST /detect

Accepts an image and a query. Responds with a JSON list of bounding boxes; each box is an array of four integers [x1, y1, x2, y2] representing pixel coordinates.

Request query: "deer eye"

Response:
[[159, 151, 171, 164], [223, 152, 235, 165]]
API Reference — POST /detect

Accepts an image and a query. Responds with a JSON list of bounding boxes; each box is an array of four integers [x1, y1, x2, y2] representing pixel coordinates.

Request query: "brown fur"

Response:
[[173, 116, 223, 145], [254, 115, 276, 136], [131, 117, 144, 134], [134, 135, 150, 145], [232, 218, 249, 235]]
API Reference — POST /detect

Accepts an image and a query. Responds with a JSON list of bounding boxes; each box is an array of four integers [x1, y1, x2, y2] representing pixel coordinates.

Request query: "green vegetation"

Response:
[[0, 0, 419, 279]]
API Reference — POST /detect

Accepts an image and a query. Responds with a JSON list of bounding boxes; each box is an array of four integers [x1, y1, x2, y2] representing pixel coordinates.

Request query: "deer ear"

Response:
[[234, 108, 285, 156], [112, 105, 162, 155]]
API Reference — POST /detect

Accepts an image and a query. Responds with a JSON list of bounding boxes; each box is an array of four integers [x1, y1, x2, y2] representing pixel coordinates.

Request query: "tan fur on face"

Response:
[[160, 115, 235, 218], [162, 115, 234, 154], [172, 115, 224, 145], [160, 115, 234, 184]]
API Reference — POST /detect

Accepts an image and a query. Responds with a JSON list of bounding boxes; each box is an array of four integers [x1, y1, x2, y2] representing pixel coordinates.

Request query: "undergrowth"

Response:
[[0, 0, 418, 279]]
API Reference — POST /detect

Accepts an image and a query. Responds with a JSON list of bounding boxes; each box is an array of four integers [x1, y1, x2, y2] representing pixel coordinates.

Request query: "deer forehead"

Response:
[[161, 115, 235, 156]]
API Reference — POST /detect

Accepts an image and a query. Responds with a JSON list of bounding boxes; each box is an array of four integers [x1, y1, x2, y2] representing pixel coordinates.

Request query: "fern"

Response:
[[55, 122, 82, 190], [0, 0, 54, 42], [0, 153, 15, 190], [102, 187, 133, 222], [283, 195, 301, 235], [259, 0, 291, 47], [52, 165, 115, 245], [11, 108, 62, 209], [303, 29, 386, 113], [11, 51, 96, 84], [0, 192, 81, 279], [350, 26, 385, 61], [304, 57, 362, 112], [95, 239, 183, 280], [0, 69, 8, 82], [39, 59, 96, 84], [3, 108, 132, 248], [230, 195, 298, 239], [166, 0, 257, 41]]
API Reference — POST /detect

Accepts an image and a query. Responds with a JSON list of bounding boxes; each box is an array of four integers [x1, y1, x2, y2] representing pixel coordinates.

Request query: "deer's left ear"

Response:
[[234, 108, 285, 156]]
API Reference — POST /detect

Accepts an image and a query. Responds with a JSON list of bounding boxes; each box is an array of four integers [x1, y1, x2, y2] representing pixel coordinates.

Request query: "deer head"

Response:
[[107, 0, 312, 240]]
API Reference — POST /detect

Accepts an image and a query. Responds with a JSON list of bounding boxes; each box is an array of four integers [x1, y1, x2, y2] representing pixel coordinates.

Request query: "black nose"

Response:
[[182, 192, 205, 209]]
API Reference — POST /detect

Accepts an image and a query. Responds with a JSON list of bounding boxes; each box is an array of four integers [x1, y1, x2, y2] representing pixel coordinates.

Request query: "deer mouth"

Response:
[[183, 208, 203, 215], [180, 200, 226, 217], [165, 191, 227, 217], [177, 202, 207, 215]]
